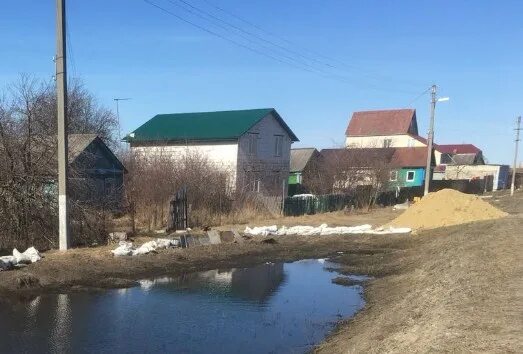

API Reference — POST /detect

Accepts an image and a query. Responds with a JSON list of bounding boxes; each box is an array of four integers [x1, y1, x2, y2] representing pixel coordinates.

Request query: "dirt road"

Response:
[[0, 192, 521, 353]]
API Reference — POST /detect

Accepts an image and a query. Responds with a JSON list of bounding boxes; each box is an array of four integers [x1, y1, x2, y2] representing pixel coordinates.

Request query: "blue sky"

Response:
[[1, 0, 522, 164]]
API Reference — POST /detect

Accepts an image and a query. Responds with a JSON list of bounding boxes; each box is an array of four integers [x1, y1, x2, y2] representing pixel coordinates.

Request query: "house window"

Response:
[[389, 170, 398, 181], [274, 135, 283, 157], [248, 133, 258, 156], [383, 139, 392, 148], [406, 171, 416, 182]]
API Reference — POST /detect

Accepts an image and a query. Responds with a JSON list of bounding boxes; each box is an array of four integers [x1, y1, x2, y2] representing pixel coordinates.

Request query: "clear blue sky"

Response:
[[1, 0, 522, 164]]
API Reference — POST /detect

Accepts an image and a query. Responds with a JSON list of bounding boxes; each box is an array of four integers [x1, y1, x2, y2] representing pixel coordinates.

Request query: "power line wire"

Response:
[[172, 0, 336, 70], [406, 86, 432, 106], [142, 0, 316, 73], [142, 0, 419, 94], [199, 0, 426, 87], [164, 0, 323, 72]]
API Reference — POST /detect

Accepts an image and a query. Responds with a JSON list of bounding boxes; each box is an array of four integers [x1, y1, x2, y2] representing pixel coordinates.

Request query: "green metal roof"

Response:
[[124, 108, 298, 142]]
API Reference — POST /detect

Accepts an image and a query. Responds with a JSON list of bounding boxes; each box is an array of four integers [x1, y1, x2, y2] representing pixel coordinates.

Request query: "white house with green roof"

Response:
[[124, 108, 298, 195]]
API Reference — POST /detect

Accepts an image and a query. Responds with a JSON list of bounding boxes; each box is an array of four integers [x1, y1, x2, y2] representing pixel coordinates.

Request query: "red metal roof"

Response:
[[320, 147, 432, 168], [390, 147, 432, 168], [435, 144, 481, 154], [346, 109, 417, 136]]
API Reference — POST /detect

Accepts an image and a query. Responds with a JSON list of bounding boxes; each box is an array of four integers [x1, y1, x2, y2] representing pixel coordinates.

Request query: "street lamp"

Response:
[[424, 85, 449, 196]]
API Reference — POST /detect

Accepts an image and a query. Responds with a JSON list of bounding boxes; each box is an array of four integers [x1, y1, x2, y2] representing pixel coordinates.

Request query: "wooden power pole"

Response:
[[511, 116, 521, 196], [56, 0, 70, 250]]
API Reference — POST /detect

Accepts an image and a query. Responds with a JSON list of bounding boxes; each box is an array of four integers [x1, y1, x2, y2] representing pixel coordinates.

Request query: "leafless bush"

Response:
[[124, 149, 232, 230], [319, 148, 393, 209], [123, 147, 282, 230], [0, 75, 118, 250]]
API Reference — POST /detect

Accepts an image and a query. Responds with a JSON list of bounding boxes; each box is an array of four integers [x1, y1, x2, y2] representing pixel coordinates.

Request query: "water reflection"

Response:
[[137, 262, 285, 303], [0, 260, 364, 354]]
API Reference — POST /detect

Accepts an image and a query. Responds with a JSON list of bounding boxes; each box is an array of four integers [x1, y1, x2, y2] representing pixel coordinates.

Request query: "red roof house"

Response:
[[345, 109, 419, 137]]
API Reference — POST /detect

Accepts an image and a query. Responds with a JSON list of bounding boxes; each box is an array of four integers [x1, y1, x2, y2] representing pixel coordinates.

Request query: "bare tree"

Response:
[[0, 75, 118, 250]]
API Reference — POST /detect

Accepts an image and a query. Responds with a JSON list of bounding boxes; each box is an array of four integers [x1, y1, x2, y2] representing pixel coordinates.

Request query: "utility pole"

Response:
[[424, 84, 437, 196], [56, 0, 70, 250], [511, 116, 521, 196]]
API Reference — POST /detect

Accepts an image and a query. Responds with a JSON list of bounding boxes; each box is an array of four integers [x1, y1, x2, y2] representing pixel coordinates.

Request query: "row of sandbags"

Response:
[[0, 247, 41, 271], [244, 223, 411, 237], [111, 238, 180, 256]]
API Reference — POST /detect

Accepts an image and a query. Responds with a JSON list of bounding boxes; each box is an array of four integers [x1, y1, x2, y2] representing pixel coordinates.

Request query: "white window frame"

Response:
[[406, 170, 416, 182], [389, 170, 398, 182], [247, 133, 258, 156], [274, 135, 283, 157]]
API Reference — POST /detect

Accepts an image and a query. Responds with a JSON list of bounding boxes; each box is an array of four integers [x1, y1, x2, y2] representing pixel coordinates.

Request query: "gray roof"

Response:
[[67, 134, 126, 172], [445, 153, 477, 165], [290, 148, 318, 172], [68, 134, 98, 162]]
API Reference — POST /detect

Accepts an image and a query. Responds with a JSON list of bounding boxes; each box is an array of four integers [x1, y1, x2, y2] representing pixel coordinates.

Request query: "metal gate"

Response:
[[167, 186, 188, 232]]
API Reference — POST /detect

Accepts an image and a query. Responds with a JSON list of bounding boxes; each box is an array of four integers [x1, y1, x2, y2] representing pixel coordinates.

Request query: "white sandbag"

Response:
[[13, 248, 32, 264], [111, 241, 134, 256], [244, 223, 411, 236], [369, 226, 411, 235], [132, 241, 158, 256], [0, 256, 16, 270], [155, 238, 179, 248], [244, 225, 278, 236], [22, 247, 41, 263], [111, 238, 180, 257]]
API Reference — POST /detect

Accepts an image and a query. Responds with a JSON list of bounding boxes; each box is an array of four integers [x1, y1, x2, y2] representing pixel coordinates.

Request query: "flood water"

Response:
[[0, 259, 365, 354]]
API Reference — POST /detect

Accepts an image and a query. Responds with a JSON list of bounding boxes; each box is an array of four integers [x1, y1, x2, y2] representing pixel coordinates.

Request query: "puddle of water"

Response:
[[0, 259, 365, 354]]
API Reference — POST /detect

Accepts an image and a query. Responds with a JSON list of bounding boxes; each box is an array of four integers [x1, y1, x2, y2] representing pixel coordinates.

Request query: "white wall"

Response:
[[237, 113, 292, 195], [345, 135, 426, 148], [129, 112, 294, 196], [131, 141, 239, 188], [444, 165, 503, 190], [435, 150, 443, 165]]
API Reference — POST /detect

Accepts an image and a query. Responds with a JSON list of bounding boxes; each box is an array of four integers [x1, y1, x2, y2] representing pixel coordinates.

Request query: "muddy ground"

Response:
[[0, 191, 521, 353]]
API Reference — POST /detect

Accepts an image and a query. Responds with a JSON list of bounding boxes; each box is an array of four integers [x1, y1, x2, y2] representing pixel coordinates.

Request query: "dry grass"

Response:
[[0, 190, 520, 353], [217, 206, 399, 231], [315, 191, 523, 354]]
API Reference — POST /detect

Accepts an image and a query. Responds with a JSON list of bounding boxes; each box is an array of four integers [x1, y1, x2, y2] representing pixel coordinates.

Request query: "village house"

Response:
[[434, 144, 485, 165], [345, 109, 427, 148], [68, 134, 127, 210], [320, 147, 434, 191], [124, 108, 298, 196], [288, 148, 323, 195]]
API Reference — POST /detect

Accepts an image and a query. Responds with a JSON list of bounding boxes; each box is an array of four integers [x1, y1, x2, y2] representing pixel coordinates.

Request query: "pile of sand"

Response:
[[388, 189, 508, 230]]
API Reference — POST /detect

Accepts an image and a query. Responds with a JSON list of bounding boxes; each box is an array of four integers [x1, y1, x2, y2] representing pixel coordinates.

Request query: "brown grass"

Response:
[[315, 191, 523, 353], [0, 191, 521, 353]]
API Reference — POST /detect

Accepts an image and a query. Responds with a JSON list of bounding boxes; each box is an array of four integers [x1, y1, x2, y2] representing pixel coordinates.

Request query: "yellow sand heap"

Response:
[[388, 189, 508, 230]]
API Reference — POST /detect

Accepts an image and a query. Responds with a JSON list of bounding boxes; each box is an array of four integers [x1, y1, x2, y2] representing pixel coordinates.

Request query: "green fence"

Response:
[[283, 194, 354, 216]]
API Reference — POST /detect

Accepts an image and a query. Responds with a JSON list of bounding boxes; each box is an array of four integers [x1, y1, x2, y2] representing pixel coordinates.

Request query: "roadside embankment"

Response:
[[316, 191, 522, 353]]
